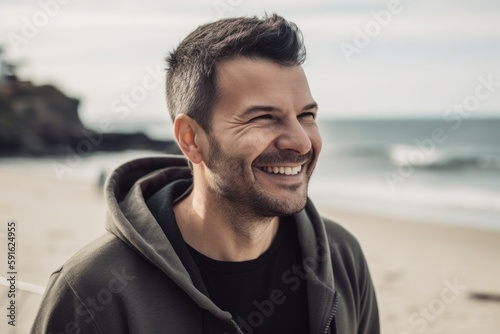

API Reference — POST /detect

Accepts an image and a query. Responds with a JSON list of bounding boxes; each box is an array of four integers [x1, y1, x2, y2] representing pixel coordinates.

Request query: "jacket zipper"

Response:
[[322, 293, 340, 334], [230, 319, 244, 334]]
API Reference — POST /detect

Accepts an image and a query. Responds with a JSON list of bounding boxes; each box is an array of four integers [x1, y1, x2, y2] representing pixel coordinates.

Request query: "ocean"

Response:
[[6, 118, 499, 231], [310, 118, 500, 231]]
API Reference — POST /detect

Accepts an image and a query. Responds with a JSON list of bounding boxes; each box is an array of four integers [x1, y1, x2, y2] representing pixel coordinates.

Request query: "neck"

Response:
[[173, 182, 279, 262]]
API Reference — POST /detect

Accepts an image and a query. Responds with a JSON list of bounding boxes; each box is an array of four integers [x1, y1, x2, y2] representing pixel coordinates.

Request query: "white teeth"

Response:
[[261, 165, 303, 175], [291, 165, 301, 174]]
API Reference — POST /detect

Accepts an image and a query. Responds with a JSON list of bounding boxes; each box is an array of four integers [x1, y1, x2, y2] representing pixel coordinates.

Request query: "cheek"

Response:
[[226, 129, 277, 156], [252, 130, 277, 149], [308, 127, 322, 155], [314, 135, 323, 156]]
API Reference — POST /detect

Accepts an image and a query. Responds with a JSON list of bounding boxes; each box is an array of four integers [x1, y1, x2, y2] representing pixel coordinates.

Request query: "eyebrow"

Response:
[[302, 102, 319, 111], [241, 102, 318, 116]]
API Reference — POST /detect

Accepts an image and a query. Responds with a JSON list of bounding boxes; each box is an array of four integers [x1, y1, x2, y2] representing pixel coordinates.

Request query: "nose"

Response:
[[275, 117, 312, 155]]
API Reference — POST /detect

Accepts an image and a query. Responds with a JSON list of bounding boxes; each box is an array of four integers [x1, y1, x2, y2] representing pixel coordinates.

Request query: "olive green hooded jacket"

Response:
[[32, 156, 379, 334]]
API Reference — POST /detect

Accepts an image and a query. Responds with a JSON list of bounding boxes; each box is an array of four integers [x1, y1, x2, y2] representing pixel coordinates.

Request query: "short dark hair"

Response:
[[165, 14, 306, 133]]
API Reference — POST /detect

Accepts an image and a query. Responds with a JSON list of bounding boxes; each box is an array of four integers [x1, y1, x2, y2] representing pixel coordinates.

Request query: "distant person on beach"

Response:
[[32, 14, 379, 333], [96, 168, 107, 192]]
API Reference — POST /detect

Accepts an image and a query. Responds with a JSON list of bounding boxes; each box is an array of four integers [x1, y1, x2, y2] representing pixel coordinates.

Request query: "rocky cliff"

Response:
[[0, 81, 179, 156]]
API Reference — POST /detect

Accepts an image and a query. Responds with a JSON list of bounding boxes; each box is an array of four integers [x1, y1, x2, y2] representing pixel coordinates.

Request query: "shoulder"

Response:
[[51, 232, 144, 295], [321, 216, 362, 252], [33, 233, 138, 333], [63, 232, 133, 271], [320, 216, 369, 278]]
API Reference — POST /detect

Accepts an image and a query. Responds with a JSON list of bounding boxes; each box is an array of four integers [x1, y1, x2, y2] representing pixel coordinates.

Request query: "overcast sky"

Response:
[[1, 0, 499, 126]]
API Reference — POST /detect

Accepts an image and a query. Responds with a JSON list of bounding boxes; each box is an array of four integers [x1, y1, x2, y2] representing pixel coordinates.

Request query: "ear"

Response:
[[173, 114, 205, 165]]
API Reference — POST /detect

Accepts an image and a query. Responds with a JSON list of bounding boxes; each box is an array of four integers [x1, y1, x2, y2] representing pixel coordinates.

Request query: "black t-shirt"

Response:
[[146, 181, 310, 333], [187, 218, 309, 334]]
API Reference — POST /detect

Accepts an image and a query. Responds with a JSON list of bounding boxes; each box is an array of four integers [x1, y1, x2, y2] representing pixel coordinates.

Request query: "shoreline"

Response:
[[3, 153, 500, 232], [315, 197, 500, 233]]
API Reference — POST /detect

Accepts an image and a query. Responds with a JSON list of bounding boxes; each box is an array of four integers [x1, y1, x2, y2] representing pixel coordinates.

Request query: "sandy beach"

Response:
[[1, 162, 499, 334], [322, 209, 500, 333]]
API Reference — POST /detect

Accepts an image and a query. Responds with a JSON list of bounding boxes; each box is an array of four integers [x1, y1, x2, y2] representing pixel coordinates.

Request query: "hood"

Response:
[[103, 155, 233, 322], [103, 155, 337, 334]]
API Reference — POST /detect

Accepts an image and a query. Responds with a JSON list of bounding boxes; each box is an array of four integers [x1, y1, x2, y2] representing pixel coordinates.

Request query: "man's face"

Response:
[[201, 57, 322, 217]]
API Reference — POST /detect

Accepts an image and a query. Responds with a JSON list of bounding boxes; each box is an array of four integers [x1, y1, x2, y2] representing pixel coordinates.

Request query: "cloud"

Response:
[[1, 0, 498, 119]]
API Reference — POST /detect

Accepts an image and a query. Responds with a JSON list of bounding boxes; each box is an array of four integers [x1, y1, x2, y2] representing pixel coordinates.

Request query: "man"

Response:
[[33, 14, 379, 334]]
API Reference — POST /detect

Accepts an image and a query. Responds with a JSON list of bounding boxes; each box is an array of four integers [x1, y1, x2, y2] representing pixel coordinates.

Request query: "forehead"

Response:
[[213, 57, 313, 115]]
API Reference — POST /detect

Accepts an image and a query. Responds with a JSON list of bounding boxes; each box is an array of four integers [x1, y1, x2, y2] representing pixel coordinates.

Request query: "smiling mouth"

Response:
[[259, 164, 303, 176]]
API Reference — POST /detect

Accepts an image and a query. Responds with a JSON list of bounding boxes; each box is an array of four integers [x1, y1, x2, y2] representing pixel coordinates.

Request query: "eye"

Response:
[[250, 114, 274, 121], [298, 112, 316, 120]]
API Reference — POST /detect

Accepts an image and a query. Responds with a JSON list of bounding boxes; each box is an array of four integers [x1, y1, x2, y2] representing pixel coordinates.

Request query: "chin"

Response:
[[279, 205, 307, 217], [259, 194, 308, 217], [287, 198, 308, 215]]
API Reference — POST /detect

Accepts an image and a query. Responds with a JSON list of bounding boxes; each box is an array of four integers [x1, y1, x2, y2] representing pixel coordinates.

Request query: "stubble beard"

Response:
[[205, 135, 312, 220]]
